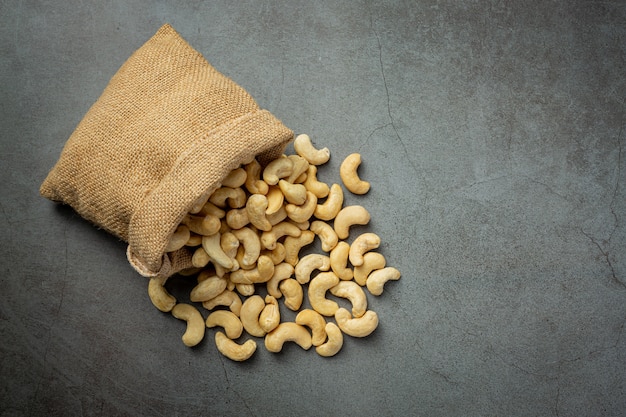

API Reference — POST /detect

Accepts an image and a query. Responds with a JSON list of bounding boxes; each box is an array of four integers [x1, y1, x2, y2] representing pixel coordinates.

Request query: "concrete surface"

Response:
[[1, 1, 625, 416]]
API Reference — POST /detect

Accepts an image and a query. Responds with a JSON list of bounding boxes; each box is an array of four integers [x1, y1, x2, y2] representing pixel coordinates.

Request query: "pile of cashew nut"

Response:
[[148, 134, 401, 361]]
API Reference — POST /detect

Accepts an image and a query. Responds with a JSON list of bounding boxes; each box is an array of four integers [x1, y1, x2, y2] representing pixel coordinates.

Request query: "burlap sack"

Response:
[[40, 24, 294, 278]]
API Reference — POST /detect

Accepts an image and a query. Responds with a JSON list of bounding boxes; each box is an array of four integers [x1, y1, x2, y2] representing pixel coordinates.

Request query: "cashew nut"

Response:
[[181, 213, 221, 236], [215, 232, 240, 277], [197, 201, 226, 219], [295, 309, 327, 346], [231, 227, 261, 268], [310, 220, 338, 252], [148, 275, 176, 312], [235, 283, 255, 297], [316, 322, 344, 357], [229, 255, 275, 284], [295, 253, 331, 284], [225, 208, 250, 230], [202, 289, 242, 316], [259, 295, 281, 333], [267, 205, 288, 226], [240, 295, 267, 337], [221, 167, 247, 189], [349, 232, 381, 267], [303, 165, 330, 198], [279, 278, 303, 311], [209, 186, 247, 209], [313, 183, 343, 221], [329, 281, 368, 318], [333, 205, 370, 240], [165, 225, 191, 253], [285, 191, 318, 223], [263, 156, 293, 185], [284, 230, 315, 266], [266, 262, 295, 299], [340, 153, 370, 195], [335, 308, 378, 338], [329, 241, 353, 281], [261, 242, 286, 265], [278, 179, 307, 205], [246, 194, 272, 232], [261, 221, 302, 250], [191, 246, 211, 268], [265, 185, 284, 215], [205, 310, 243, 339], [308, 271, 340, 316], [366, 267, 401, 296], [214, 331, 257, 362], [264, 322, 312, 352], [171, 303, 205, 347], [294, 134, 330, 165], [185, 232, 202, 247], [201, 233, 234, 270], [353, 252, 386, 286], [190, 274, 228, 302], [287, 154, 310, 183], [244, 159, 269, 195]]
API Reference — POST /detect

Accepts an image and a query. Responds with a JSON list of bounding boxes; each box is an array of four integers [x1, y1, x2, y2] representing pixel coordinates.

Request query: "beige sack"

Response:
[[40, 24, 294, 278]]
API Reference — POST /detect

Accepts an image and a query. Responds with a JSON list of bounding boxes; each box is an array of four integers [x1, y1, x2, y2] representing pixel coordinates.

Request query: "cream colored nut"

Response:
[[202, 289, 242, 316], [335, 308, 378, 337], [261, 221, 302, 250], [165, 225, 191, 252], [267, 205, 288, 226], [284, 230, 315, 266], [295, 254, 331, 284], [278, 179, 307, 205], [308, 271, 340, 316], [148, 276, 176, 312], [316, 322, 344, 357], [221, 167, 247, 188], [205, 310, 243, 339], [244, 159, 269, 195], [225, 208, 250, 230], [329, 241, 353, 281], [295, 309, 327, 346], [261, 242, 286, 265], [353, 252, 386, 286], [329, 281, 368, 318], [279, 278, 303, 311], [210, 186, 247, 209], [294, 134, 330, 165], [231, 227, 261, 268], [340, 153, 370, 194], [185, 233, 203, 247], [366, 267, 401, 296], [304, 165, 330, 198], [215, 332, 257, 362], [310, 220, 339, 252], [182, 213, 221, 236], [235, 283, 255, 297], [202, 233, 234, 270], [266, 262, 295, 299], [313, 183, 343, 221], [349, 232, 381, 267], [259, 295, 281, 333], [191, 246, 211, 268], [215, 232, 240, 277], [197, 201, 226, 218], [246, 194, 272, 232], [263, 156, 293, 185], [285, 191, 318, 223], [229, 255, 275, 284], [287, 154, 310, 183], [290, 219, 310, 231], [171, 303, 205, 347], [265, 185, 284, 215], [190, 274, 228, 302], [264, 322, 312, 352], [240, 295, 267, 337], [333, 205, 370, 240]]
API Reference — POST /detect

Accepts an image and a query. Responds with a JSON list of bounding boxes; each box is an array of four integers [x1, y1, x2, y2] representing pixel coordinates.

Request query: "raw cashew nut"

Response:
[[304, 165, 330, 198], [295, 309, 327, 346], [287, 154, 311, 183], [244, 159, 269, 195], [197, 201, 226, 219], [295, 254, 331, 284], [313, 184, 344, 221], [335, 308, 378, 338], [310, 220, 339, 252], [267, 205, 288, 226], [279, 278, 303, 311], [262, 242, 286, 265], [285, 191, 318, 223], [333, 205, 371, 240], [294, 134, 330, 165], [229, 255, 275, 284], [215, 332, 257, 362], [235, 283, 255, 297], [240, 295, 267, 337], [330, 241, 353, 281], [165, 225, 191, 252], [264, 322, 313, 352], [221, 167, 247, 188], [246, 194, 272, 232], [340, 153, 370, 195], [308, 271, 340, 316], [316, 322, 344, 357], [329, 281, 368, 318], [190, 274, 228, 302], [266, 262, 295, 299], [349, 233, 381, 267], [261, 221, 302, 250], [366, 267, 402, 296], [205, 310, 243, 339], [225, 208, 249, 230], [265, 185, 284, 215], [191, 246, 211, 268], [185, 233, 202, 247], [209, 187, 247, 209], [263, 156, 294, 185], [278, 180, 307, 205], [148, 276, 176, 312], [231, 227, 261, 268], [171, 304, 205, 347], [259, 295, 281, 333], [182, 213, 221, 236], [202, 289, 242, 316], [202, 233, 234, 270], [284, 230, 315, 266], [353, 252, 386, 286]]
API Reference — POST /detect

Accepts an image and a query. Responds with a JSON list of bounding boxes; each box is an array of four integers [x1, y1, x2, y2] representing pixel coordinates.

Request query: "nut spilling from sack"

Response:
[[151, 134, 401, 360]]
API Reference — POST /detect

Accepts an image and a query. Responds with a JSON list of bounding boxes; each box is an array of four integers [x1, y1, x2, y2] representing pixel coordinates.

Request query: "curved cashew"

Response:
[[197, 201, 226, 219], [340, 153, 370, 195], [304, 165, 330, 198], [263, 156, 293, 185], [284, 230, 315, 266], [244, 159, 269, 195], [171, 303, 205, 347], [295, 309, 327, 346], [333, 205, 370, 240], [278, 180, 307, 205], [266, 262, 295, 299], [329, 241, 353, 281], [259, 295, 281, 333], [240, 295, 267, 337], [205, 310, 243, 339], [182, 213, 221, 236], [215, 232, 240, 277], [148, 276, 176, 312], [185, 232, 203, 247], [246, 194, 272, 232], [353, 252, 386, 286], [190, 274, 228, 302], [191, 246, 211, 268], [221, 167, 247, 188], [261, 221, 302, 250], [316, 322, 344, 357], [279, 278, 303, 311], [267, 205, 288, 226], [231, 227, 261, 268], [201, 233, 234, 270], [294, 134, 330, 165], [264, 322, 312, 352], [310, 220, 339, 252], [165, 225, 191, 253], [261, 242, 286, 265], [202, 289, 242, 316], [235, 283, 255, 297], [329, 281, 368, 318], [334, 308, 378, 338], [313, 183, 344, 221], [349, 232, 381, 267], [229, 255, 275, 284], [265, 185, 284, 215], [209, 187, 247, 209], [225, 208, 249, 230], [308, 271, 340, 316], [215, 332, 257, 362], [285, 191, 318, 223], [295, 254, 331, 284], [366, 267, 401, 296], [287, 154, 310, 183]]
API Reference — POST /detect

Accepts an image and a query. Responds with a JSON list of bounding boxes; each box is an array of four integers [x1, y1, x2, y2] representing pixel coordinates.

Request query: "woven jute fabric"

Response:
[[40, 24, 294, 278]]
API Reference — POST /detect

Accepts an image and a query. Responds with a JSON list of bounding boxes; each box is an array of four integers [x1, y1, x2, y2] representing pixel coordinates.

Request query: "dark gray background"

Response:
[[1, 1, 625, 416]]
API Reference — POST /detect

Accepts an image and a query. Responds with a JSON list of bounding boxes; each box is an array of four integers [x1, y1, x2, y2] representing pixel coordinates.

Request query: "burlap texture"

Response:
[[40, 24, 294, 278]]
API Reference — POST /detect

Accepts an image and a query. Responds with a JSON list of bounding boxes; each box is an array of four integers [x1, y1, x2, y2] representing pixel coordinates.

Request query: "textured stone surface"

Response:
[[1, 1, 624, 416]]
